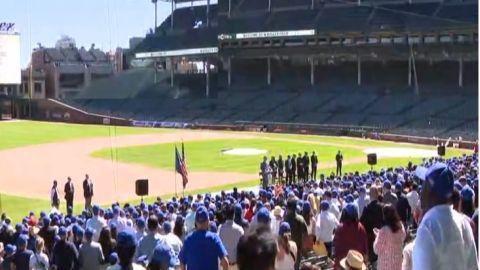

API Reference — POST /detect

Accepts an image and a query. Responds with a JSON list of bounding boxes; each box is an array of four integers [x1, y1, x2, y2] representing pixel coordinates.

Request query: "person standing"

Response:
[[394, 183, 411, 226], [296, 153, 304, 183], [278, 155, 285, 184], [107, 231, 144, 270], [64, 177, 74, 213], [162, 222, 182, 267], [373, 204, 406, 270], [285, 155, 292, 185], [291, 154, 297, 184], [284, 198, 307, 270], [86, 205, 107, 242], [83, 174, 94, 210], [51, 227, 79, 270], [303, 152, 310, 182], [237, 225, 277, 270], [335, 151, 343, 176], [260, 157, 271, 189], [382, 181, 398, 207], [12, 235, 33, 270], [356, 187, 370, 217], [50, 180, 60, 210], [334, 203, 368, 269], [179, 206, 229, 270], [311, 151, 318, 181], [136, 215, 163, 261], [315, 201, 339, 258], [412, 163, 477, 270], [78, 228, 104, 270], [360, 185, 384, 266], [406, 183, 420, 227], [218, 204, 244, 269], [269, 156, 278, 184], [276, 222, 297, 270], [29, 237, 49, 270]]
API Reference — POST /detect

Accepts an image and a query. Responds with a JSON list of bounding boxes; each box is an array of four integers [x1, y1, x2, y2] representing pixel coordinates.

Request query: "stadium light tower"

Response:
[[152, 0, 158, 30]]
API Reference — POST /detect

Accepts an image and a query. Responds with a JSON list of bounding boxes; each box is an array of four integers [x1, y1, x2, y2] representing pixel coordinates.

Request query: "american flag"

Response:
[[181, 142, 189, 188], [175, 144, 189, 189]]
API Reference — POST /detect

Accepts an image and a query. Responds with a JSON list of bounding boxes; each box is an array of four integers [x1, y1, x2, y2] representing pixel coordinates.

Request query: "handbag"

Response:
[[313, 241, 328, 256], [34, 253, 47, 270]]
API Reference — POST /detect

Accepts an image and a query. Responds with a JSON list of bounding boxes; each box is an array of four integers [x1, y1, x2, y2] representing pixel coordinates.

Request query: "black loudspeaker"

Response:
[[367, 153, 377, 165], [135, 179, 149, 196], [437, 145, 446, 156]]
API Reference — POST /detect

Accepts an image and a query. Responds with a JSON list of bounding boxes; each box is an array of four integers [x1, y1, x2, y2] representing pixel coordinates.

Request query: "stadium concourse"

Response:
[[0, 153, 477, 270]]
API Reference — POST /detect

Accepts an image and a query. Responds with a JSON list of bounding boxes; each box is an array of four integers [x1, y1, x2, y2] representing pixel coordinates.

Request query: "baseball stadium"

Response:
[[0, 0, 478, 269]]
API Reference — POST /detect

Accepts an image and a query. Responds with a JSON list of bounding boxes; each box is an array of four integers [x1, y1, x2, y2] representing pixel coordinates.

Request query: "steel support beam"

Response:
[[357, 56, 361, 85], [267, 57, 271, 86]]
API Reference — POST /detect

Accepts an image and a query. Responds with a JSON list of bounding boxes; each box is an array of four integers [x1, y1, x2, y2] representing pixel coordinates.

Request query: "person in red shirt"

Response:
[[334, 203, 369, 269], [244, 200, 255, 222]]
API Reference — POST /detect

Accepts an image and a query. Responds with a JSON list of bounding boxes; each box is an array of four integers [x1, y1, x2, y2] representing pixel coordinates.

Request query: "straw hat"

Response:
[[340, 250, 366, 270], [273, 206, 283, 217]]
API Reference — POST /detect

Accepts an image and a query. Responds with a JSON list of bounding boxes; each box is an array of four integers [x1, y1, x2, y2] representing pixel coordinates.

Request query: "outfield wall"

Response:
[[30, 99, 130, 126]]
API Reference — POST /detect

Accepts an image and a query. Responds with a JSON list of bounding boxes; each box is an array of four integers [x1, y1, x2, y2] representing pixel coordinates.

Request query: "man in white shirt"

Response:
[[185, 203, 198, 235], [406, 183, 420, 212], [323, 191, 340, 220], [78, 227, 104, 270], [109, 207, 128, 233], [355, 187, 370, 217], [218, 204, 244, 269], [413, 163, 478, 270], [162, 222, 182, 268], [86, 205, 107, 242], [315, 201, 339, 258]]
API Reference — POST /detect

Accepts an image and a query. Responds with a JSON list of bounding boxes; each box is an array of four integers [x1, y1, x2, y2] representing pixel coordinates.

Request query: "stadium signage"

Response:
[[136, 47, 218, 59], [218, 29, 316, 40], [0, 22, 15, 33]]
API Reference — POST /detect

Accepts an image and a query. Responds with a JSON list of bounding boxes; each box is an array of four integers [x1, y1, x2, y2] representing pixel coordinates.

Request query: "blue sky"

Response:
[[3, 0, 172, 67]]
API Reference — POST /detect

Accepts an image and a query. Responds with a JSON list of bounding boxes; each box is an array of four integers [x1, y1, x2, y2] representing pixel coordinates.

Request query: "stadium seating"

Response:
[[159, 5, 219, 32], [268, 9, 317, 30], [64, 1, 477, 141]]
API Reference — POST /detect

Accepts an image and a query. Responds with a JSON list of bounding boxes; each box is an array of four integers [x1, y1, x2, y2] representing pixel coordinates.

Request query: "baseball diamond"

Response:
[[0, 0, 478, 270]]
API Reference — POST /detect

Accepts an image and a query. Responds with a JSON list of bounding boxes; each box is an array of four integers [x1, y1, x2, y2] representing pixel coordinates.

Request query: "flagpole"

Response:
[[174, 162, 178, 198], [182, 138, 185, 198]]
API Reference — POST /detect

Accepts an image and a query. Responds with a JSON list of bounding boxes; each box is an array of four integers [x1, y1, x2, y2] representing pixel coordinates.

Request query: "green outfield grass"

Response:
[[0, 121, 169, 150], [92, 138, 366, 173], [92, 137, 467, 174]]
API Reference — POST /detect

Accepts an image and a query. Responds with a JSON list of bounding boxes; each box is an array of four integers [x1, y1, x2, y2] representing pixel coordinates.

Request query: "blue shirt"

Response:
[[179, 230, 228, 270], [12, 249, 33, 270]]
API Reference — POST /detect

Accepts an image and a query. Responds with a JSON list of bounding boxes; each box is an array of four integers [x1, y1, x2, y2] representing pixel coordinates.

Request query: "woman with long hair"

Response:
[[276, 222, 297, 270], [173, 216, 186, 242], [373, 204, 406, 270], [99, 227, 117, 265], [334, 203, 369, 269], [29, 237, 49, 270]]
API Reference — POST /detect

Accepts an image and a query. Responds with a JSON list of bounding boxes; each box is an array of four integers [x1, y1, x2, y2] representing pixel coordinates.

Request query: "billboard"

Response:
[[0, 33, 21, 84]]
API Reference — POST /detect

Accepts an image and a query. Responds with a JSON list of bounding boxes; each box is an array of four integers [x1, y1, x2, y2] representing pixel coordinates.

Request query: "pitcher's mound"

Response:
[[221, 148, 267, 156]]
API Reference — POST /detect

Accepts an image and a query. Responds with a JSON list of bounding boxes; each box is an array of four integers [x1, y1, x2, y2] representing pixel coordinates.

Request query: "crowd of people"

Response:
[[260, 151, 343, 188], [0, 152, 478, 270]]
